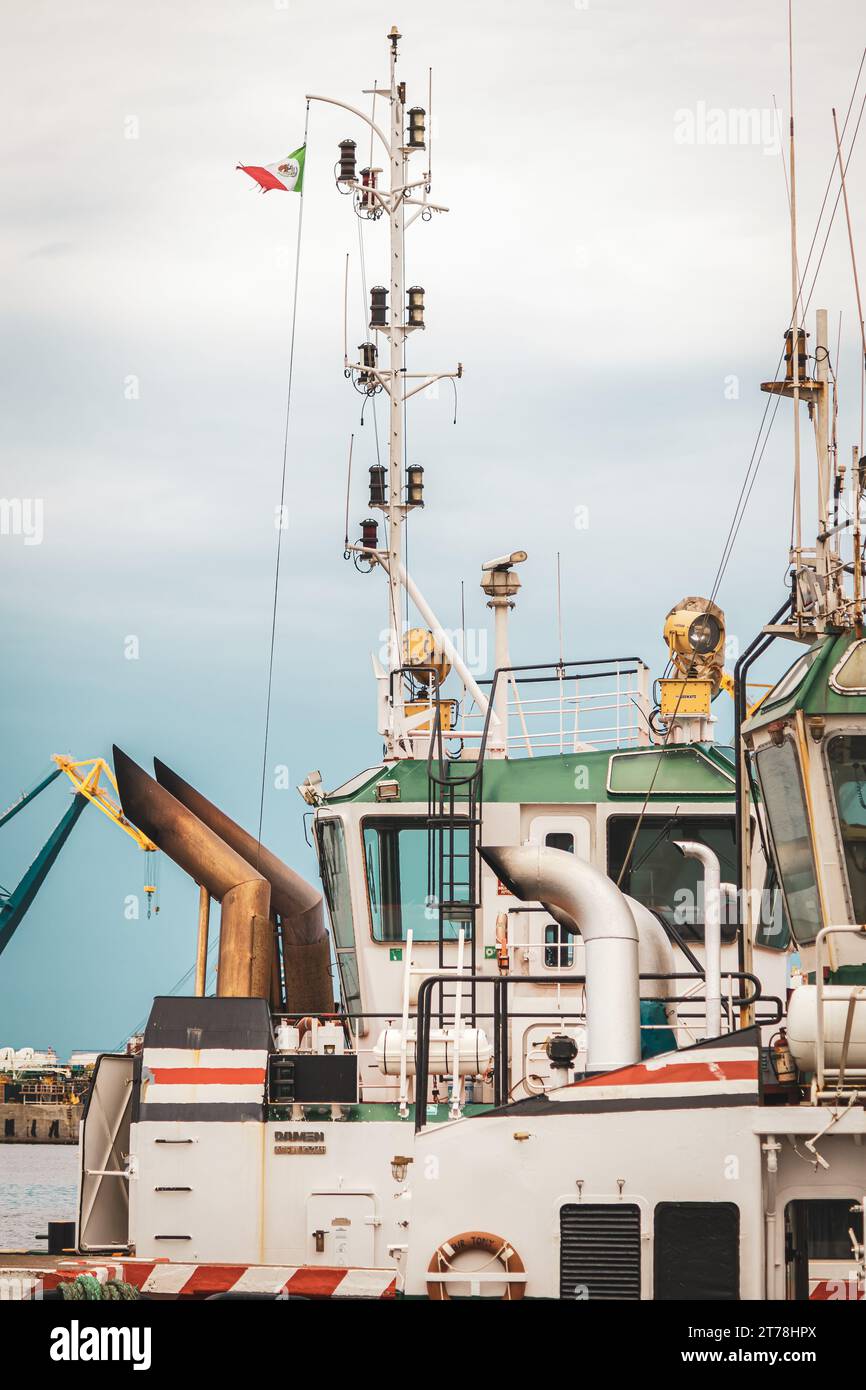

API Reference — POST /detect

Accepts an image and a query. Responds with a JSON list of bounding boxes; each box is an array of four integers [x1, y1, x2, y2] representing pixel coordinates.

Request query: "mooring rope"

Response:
[[255, 101, 311, 866]]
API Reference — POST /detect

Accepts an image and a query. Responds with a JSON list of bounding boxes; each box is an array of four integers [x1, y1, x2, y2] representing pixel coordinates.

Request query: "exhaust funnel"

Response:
[[480, 843, 641, 1072], [113, 747, 272, 999], [152, 757, 332, 1016]]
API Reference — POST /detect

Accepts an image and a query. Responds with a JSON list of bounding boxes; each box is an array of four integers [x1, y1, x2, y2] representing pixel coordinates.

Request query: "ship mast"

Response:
[[309, 27, 468, 758], [761, 7, 843, 638]]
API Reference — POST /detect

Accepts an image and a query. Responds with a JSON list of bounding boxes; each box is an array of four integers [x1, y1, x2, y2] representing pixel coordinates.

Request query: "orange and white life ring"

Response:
[[427, 1230, 526, 1300]]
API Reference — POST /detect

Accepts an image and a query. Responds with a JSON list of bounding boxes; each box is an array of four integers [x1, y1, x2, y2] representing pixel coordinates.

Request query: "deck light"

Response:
[[361, 517, 379, 551], [370, 286, 388, 329], [369, 465, 387, 507], [687, 613, 722, 654], [338, 139, 357, 183], [407, 285, 425, 328], [375, 779, 401, 802], [407, 107, 426, 149], [406, 464, 425, 507]]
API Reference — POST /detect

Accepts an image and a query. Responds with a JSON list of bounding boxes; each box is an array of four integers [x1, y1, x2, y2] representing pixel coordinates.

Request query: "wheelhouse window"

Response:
[[607, 815, 738, 943], [363, 817, 468, 942], [826, 733, 866, 922], [314, 818, 361, 1017], [754, 739, 822, 943]]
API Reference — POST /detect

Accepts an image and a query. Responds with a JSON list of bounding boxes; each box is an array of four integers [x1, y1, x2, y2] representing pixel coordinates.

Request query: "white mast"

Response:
[[312, 28, 463, 758], [788, 0, 803, 576], [386, 25, 407, 737]]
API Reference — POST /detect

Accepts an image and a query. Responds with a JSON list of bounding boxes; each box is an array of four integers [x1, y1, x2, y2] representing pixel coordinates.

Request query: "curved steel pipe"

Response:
[[153, 758, 325, 945], [541, 894, 674, 998], [480, 843, 641, 1072], [113, 747, 272, 999]]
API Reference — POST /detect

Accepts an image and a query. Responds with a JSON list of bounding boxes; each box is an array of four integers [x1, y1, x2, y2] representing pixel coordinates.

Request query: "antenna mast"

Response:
[[788, 0, 803, 573], [309, 28, 463, 757], [385, 25, 407, 733]]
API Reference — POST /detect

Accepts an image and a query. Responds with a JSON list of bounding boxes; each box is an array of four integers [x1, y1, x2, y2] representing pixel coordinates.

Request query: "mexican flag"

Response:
[[237, 146, 305, 194]]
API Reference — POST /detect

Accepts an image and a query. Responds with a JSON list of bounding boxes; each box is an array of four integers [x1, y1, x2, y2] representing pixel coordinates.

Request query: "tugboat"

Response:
[[56, 27, 866, 1301]]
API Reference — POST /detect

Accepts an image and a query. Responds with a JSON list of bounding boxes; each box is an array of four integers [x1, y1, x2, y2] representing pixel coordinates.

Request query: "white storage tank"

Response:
[[786, 984, 866, 1071], [374, 1027, 492, 1077]]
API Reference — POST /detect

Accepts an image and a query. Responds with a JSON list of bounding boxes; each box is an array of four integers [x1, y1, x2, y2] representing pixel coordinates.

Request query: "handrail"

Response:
[[814, 925, 866, 1091], [413, 969, 771, 1131]]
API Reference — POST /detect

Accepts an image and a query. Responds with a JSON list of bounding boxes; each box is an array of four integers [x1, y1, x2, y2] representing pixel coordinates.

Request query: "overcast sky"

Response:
[[2, 0, 865, 1056]]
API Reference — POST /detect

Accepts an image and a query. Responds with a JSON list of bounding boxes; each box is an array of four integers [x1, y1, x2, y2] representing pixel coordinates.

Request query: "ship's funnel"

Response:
[[479, 844, 641, 1073], [113, 747, 272, 1000], [152, 757, 332, 1016]]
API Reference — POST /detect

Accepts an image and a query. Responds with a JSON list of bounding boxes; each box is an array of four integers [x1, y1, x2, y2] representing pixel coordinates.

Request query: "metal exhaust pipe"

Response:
[[113, 747, 272, 1000], [152, 757, 332, 1016], [479, 843, 641, 1072]]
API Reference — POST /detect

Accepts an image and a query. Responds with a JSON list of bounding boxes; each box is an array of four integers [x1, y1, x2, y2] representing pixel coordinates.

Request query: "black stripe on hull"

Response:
[[138, 1102, 265, 1122], [479, 1091, 760, 1117]]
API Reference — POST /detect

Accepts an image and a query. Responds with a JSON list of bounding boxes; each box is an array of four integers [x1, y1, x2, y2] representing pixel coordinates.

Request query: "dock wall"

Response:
[[0, 1103, 80, 1144]]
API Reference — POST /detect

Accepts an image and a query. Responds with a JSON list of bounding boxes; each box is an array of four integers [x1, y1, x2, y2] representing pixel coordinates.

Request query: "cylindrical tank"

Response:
[[786, 984, 866, 1071], [374, 1027, 492, 1077]]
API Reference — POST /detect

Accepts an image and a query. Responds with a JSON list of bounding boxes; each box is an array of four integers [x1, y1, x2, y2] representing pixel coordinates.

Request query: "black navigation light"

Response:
[[370, 286, 388, 329], [406, 464, 425, 508], [338, 139, 357, 183], [783, 327, 809, 383], [361, 518, 379, 551], [408, 107, 426, 149], [407, 285, 425, 328], [360, 166, 379, 212], [369, 465, 387, 507], [358, 340, 378, 388]]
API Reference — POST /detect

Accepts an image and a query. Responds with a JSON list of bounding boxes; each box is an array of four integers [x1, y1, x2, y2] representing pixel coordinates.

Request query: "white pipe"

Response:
[[390, 559, 497, 724], [398, 928, 413, 1118], [449, 928, 465, 1119], [673, 840, 722, 1038], [479, 844, 640, 1072]]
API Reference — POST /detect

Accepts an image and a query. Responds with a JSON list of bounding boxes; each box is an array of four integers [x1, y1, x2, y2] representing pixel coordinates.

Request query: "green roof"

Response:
[[326, 745, 736, 806], [744, 630, 866, 734]]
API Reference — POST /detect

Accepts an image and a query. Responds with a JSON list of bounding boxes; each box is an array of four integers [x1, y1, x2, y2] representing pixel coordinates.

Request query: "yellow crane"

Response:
[[0, 754, 160, 960], [52, 755, 159, 909], [51, 756, 156, 853]]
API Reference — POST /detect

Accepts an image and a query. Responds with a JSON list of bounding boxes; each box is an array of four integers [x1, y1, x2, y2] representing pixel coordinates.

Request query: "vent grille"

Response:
[[560, 1203, 642, 1300]]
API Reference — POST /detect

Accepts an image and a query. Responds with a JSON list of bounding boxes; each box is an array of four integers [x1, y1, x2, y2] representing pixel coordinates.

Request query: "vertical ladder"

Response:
[[426, 720, 483, 1028]]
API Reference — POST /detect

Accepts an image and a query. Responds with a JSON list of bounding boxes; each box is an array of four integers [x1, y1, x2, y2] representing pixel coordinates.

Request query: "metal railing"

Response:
[[814, 926, 866, 1097], [464, 658, 653, 758]]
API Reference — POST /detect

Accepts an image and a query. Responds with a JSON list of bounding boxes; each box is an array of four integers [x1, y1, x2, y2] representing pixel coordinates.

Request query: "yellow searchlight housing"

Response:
[[661, 597, 726, 719]]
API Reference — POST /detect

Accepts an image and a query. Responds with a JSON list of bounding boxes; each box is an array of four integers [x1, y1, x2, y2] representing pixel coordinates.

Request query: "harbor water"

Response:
[[0, 1144, 78, 1250]]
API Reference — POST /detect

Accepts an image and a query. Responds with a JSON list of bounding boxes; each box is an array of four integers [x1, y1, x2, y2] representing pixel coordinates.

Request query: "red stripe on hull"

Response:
[[148, 1067, 265, 1085], [575, 1060, 757, 1088]]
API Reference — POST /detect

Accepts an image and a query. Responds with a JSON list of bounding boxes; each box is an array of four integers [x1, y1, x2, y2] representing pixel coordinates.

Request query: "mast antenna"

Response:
[[788, 0, 803, 570]]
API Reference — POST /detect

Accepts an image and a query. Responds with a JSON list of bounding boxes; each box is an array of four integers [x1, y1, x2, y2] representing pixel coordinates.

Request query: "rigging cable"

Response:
[[617, 49, 866, 888], [255, 101, 311, 868]]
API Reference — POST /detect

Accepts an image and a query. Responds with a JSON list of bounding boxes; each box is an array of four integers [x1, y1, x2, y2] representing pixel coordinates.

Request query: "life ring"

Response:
[[427, 1230, 526, 1300]]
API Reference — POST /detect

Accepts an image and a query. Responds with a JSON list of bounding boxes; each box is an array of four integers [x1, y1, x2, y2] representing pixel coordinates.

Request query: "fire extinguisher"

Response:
[[770, 1030, 797, 1085]]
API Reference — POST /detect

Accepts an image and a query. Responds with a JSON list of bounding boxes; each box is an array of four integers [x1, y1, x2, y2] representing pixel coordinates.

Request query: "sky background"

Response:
[[2, 0, 865, 1057]]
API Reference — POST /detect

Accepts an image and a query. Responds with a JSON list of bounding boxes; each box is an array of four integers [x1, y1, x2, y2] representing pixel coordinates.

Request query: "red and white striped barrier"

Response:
[[5, 1259, 398, 1300]]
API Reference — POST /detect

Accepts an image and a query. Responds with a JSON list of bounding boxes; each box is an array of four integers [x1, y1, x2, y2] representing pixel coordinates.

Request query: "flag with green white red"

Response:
[[237, 145, 305, 193]]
